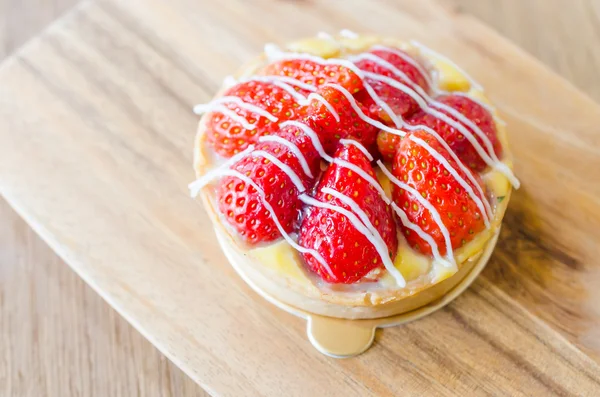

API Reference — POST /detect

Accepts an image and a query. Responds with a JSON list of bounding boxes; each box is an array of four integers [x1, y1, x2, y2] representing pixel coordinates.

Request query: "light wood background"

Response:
[[1, 0, 600, 396]]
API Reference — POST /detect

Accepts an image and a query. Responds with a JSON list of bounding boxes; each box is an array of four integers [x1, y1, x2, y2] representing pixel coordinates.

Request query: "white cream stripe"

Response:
[[339, 139, 374, 161], [332, 159, 390, 205], [378, 161, 456, 266], [358, 53, 501, 165], [402, 123, 493, 219], [299, 194, 406, 287], [322, 83, 406, 136], [305, 93, 340, 122], [280, 121, 332, 162], [194, 105, 256, 130], [253, 75, 318, 92], [322, 187, 406, 286], [196, 96, 278, 122], [390, 202, 453, 268], [250, 150, 306, 192], [355, 52, 500, 158], [221, 170, 334, 278], [371, 44, 434, 89], [188, 145, 256, 197], [259, 135, 314, 178], [408, 135, 490, 227], [357, 55, 519, 186]]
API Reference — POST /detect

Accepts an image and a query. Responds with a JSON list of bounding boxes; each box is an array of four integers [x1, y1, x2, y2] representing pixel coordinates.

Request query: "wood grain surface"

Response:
[[2, 0, 600, 396]]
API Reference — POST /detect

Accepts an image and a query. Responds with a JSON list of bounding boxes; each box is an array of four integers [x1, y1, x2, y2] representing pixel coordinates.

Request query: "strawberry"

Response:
[[391, 129, 487, 256], [354, 47, 431, 121], [408, 94, 502, 172], [205, 80, 307, 158], [299, 143, 397, 283], [263, 59, 363, 93], [376, 130, 402, 162], [306, 85, 378, 154], [217, 123, 321, 244]]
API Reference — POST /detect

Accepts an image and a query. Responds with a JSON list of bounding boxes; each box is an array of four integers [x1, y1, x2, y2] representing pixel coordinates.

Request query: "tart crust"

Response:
[[193, 35, 513, 319]]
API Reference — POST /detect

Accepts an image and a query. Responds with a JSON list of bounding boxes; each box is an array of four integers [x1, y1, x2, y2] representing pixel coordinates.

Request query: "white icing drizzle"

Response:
[[221, 169, 335, 278], [194, 104, 257, 130], [325, 72, 491, 216], [402, 123, 493, 219], [356, 52, 498, 153], [321, 187, 406, 286], [189, 145, 256, 197], [299, 193, 405, 287], [339, 29, 359, 38], [265, 43, 514, 187], [280, 121, 333, 162], [252, 78, 307, 102], [353, 52, 520, 187], [250, 150, 306, 192], [339, 139, 374, 161], [357, 52, 501, 159], [195, 96, 278, 122], [378, 160, 456, 266], [259, 135, 314, 178], [408, 135, 490, 227], [370, 44, 435, 90], [194, 36, 522, 285], [322, 83, 406, 136], [390, 202, 453, 268], [410, 40, 484, 91], [261, 75, 318, 92], [264, 46, 406, 132], [305, 92, 340, 122], [360, 72, 506, 200], [332, 159, 390, 205]]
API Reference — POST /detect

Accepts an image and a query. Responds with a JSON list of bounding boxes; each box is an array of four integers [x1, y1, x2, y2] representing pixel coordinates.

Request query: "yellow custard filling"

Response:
[[239, 35, 511, 291]]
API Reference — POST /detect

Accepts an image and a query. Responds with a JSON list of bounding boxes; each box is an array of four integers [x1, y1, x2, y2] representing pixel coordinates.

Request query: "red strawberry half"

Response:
[[408, 94, 502, 172], [204, 80, 307, 158], [376, 130, 402, 162], [217, 123, 321, 244], [306, 85, 378, 155], [354, 47, 431, 122], [263, 59, 363, 93], [391, 129, 487, 256], [299, 143, 397, 283]]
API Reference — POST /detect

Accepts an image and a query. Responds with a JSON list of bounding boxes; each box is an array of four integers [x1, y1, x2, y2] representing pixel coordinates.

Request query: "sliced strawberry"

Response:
[[299, 143, 397, 283], [205, 80, 307, 158], [408, 94, 502, 172], [306, 85, 378, 154], [391, 129, 487, 256], [217, 123, 321, 244], [263, 59, 363, 93], [354, 47, 430, 121]]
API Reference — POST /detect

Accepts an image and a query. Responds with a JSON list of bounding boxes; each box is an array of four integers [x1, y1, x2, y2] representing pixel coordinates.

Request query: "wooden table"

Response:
[[2, 1, 600, 396]]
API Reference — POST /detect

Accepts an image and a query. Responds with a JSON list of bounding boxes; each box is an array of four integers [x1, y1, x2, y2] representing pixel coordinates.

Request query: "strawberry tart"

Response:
[[190, 31, 518, 320]]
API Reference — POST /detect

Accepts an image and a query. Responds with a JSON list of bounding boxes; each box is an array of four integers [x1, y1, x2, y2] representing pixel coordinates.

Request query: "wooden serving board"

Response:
[[2, 0, 600, 394]]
